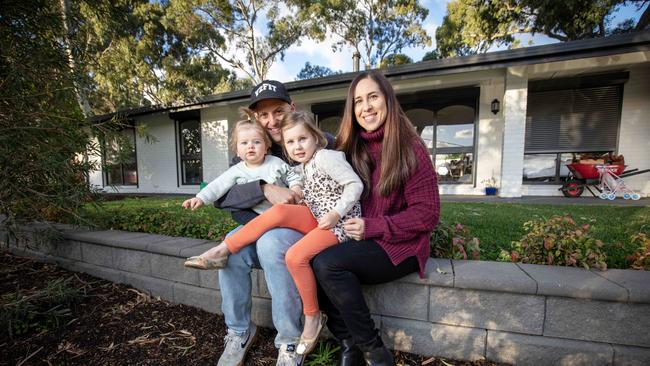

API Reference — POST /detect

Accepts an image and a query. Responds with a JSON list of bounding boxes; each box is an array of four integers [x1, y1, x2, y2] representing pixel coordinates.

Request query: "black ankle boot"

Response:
[[339, 338, 363, 366], [359, 336, 394, 366]]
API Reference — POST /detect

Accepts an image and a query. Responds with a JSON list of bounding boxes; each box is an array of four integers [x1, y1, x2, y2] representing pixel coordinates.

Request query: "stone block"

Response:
[[429, 287, 544, 334], [402, 258, 453, 287], [454, 260, 536, 294], [73, 261, 124, 284], [382, 317, 486, 361], [545, 297, 650, 347], [178, 241, 218, 258], [251, 297, 273, 329], [613, 344, 650, 366], [198, 271, 220, 290], [149, 237, 212, 257], [365, 282, 429, 321], [113, 248, 151, 276], [255, 269, 271, 299], [150, 253, 199, 286], [63, 230, 151, 248], [56, 240, 82, 261], [81, 243, 114, 267], [593, 269, 650, 303], [111, 233, 178, 251], [519, 263, 628, 301], [122, 272, 174, 302], [173, 283, 220, 314], [487, 331, 612, 366]]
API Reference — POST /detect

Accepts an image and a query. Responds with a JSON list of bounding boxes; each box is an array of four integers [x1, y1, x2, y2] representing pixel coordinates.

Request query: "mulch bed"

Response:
[[0, 250, 506, 365]]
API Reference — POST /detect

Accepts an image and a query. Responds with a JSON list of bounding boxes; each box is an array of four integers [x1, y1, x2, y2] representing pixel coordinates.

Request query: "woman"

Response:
[[312, 71, 440, 365]]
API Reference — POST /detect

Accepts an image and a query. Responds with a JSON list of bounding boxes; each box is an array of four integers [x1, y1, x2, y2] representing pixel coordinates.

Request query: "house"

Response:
[[89, 30, 650, 198]]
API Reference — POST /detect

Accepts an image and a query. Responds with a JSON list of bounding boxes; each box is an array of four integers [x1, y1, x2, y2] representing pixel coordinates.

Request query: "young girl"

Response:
[[189, 111, 363, 356], [182, 117, 303, 269]]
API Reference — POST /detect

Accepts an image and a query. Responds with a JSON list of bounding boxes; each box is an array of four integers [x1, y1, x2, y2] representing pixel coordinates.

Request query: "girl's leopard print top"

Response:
[[302, 150, 362, 242]]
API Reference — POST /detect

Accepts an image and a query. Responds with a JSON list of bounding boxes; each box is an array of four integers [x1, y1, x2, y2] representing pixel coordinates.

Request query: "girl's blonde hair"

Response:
[[229, 107, 271, 153], [280, 111, 328, 159]]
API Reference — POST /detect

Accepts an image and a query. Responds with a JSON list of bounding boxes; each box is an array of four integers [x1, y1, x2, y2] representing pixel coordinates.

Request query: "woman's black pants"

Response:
[[312, 239, 419, 345]]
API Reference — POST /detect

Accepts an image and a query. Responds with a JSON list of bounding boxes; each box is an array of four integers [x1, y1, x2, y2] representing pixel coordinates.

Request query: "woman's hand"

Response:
[[343, 218, 365, 241], [182, 197, 204, 210], [318, 210, 341, 230]]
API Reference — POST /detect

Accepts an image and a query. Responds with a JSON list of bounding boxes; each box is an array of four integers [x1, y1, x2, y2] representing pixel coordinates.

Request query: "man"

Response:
[[214, 80, 334, 366]]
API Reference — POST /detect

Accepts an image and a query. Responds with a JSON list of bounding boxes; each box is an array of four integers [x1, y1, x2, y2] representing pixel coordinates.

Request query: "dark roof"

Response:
[[91, 30, 650, 122]]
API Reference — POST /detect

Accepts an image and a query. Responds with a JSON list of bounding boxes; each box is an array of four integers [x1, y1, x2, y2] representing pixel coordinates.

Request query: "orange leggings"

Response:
[[224, 204, 338, 316]]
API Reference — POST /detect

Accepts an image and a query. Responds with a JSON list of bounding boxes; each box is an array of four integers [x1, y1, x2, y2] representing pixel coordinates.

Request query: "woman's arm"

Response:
[[363, 143, 440, 243]]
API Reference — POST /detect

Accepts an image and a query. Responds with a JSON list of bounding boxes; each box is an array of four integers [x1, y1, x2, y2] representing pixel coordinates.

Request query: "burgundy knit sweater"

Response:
[[360, 126, 440, 277]]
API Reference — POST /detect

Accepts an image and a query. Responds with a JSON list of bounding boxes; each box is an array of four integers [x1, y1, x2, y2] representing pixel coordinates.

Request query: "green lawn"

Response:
[[82, 198, 649, 269]]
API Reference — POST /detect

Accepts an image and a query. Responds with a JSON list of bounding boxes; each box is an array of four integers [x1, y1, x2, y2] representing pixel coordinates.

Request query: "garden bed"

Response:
[[0, 251, 505, 366]]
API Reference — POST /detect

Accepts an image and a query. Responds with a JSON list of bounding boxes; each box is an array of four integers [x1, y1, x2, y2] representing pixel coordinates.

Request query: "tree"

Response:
[[379, 53, 413, 68], [435, 0, 649, 58], [178, 0, 321, 84], [61, 0, 238, 115], [0, 0, 123, 231], [306, 0, 431, 69], [422, 49, 442, 61], [296, 62, 343, 80]]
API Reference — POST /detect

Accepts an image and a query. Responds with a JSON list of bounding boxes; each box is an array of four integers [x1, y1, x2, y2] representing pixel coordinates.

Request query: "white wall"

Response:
[[619, 65, 650, 197]]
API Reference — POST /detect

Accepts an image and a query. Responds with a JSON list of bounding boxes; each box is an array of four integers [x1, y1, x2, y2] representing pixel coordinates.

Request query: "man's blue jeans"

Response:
[[219, 226, 303, 347]]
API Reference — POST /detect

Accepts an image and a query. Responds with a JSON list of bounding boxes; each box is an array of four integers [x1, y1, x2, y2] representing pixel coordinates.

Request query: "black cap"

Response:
[[249, 80, 292, 109]]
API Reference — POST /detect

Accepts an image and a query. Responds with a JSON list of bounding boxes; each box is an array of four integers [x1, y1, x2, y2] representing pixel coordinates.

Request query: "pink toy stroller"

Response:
[[596, 165, 641, 200]]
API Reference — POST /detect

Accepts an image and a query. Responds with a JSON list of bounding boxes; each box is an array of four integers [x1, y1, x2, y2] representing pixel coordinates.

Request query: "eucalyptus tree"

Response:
[[435, 0, 649, 58], [303, 0, 431, 69]]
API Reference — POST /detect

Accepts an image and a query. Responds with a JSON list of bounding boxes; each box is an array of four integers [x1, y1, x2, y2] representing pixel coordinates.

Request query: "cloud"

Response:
[[454, 128, 473, 139]]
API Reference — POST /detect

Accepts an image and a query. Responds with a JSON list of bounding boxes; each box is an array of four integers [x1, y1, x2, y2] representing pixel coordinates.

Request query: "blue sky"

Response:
[[262, 0, 646, 82]]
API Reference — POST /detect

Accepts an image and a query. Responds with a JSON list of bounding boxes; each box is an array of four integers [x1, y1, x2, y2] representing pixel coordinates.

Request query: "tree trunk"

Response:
[[59, 0, 93, 117]]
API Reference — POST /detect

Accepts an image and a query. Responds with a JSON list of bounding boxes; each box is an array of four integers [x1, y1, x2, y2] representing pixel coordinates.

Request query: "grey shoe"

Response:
[[276, 343, 306, 366], [217, 324, 258, 366]]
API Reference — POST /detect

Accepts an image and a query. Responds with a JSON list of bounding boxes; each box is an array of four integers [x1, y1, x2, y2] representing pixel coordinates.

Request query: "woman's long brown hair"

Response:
[[336, 71, 422, 197]]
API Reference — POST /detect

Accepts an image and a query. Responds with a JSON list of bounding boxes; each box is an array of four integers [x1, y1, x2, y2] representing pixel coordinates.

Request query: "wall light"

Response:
[[491, 99, 500, 115]]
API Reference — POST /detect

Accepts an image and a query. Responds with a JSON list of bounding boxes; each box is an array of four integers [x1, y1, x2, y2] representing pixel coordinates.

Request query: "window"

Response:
[[104, 128, 137, 186], [311, 101, 344, 136], [523, 73, 626, 183], [311, 87, 479, 184], [404, 87, 479, 184], [178, 119, 202, 185]]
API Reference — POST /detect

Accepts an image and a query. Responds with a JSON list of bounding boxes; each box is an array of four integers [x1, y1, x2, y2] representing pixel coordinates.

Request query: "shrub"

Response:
[[78, 205, 237, 241], [1, 277, 84, 339], [431, 221, 480, 260], [499, 215, 607, 270], [627, 233, 650, 270]]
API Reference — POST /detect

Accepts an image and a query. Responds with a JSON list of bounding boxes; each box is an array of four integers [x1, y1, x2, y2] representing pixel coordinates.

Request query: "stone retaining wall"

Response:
[[2, 224, 650, 366]]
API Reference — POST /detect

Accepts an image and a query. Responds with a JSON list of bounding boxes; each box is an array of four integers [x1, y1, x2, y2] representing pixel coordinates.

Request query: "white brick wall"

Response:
[[500, 67, 528, 197], [619, 65, 650, 197]]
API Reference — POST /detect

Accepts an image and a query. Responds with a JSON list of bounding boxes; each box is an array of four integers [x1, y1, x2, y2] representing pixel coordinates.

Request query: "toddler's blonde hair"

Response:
[[229, 107, 271, 153], [281, 111, 328, 152]]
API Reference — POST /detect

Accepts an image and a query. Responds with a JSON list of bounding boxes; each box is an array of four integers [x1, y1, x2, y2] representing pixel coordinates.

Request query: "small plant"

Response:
[[627, 233, 650, 270], [499, 215, 607, 270], [0, 276, 84, 339], [305, 340, 340, 366], [431, 221, 480, 260], [481, 177, 497, 187]]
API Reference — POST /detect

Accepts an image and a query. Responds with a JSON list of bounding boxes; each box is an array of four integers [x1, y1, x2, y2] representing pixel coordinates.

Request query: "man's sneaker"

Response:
[[217, 324, 258, 366], [276, 343, 306, 366]]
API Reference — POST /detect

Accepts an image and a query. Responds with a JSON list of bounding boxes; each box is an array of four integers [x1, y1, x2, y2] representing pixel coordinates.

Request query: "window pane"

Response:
[[182, 159, 202, 185], [435, 153, 473, 183], [180, 120, 201, 157], [318, 116, 340, 136], [123, 162, 138, 185], [436, 105, 475, 149], [106, 164, 123, 185], [523, 154, 557, 182]]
